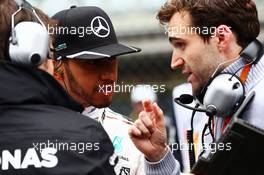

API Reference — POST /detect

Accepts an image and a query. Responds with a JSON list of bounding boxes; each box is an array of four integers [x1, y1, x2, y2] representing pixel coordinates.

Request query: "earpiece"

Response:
[[8, 0, 49, 66], [203, 73, 245, 117]]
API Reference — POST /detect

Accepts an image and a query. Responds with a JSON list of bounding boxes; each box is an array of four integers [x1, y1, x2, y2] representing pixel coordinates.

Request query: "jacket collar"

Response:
[[0, 62, 83, 112]]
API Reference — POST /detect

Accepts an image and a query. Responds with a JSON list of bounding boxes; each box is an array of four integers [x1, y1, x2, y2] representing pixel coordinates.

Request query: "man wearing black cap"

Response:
[[51, 6, 145, 175]]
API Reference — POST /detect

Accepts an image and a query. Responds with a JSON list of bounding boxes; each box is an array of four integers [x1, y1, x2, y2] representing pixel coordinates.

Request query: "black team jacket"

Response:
[[0, 62, 116, 175]]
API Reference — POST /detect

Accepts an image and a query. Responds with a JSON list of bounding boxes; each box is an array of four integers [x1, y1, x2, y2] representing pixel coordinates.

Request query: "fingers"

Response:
[[134, 119, 151, 137], [138, 111, 155, 133], [141, 100, 164, 129], [128, 125, 142, 137], [129, 110, 154, 139], [142, 100, 153, 112], [152, 103, 164, 124]]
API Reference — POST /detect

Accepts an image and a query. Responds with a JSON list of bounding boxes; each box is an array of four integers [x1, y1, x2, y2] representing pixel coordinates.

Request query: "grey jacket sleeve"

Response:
[[144, 149, 181, 175]]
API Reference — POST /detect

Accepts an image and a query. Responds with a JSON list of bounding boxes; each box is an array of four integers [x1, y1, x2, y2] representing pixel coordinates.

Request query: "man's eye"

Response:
[[87, 60, 96, 64], [173, 42, 185, 49], [87, 60, 104, 65]]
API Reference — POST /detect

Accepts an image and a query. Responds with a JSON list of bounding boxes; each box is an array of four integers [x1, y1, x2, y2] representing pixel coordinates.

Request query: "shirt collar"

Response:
[[222, 54, 264, 92], [83, 106, 97, 119]]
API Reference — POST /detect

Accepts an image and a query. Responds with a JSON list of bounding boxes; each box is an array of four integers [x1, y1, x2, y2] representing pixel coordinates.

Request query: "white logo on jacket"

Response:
[[0, 148, 58, 170]]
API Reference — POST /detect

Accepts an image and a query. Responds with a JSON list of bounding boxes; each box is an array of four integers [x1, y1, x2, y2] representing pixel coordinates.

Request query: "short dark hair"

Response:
[[157, 0, 260, 47], [0, 0, 54, 60]]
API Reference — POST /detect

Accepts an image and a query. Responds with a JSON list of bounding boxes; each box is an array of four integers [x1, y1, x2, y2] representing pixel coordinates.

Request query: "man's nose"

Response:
[[171, 50, 185, 70], [100, 64, 117, 81]]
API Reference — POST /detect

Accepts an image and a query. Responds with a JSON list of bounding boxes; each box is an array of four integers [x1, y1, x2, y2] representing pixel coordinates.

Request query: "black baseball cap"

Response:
[[51, 6, 141, 60]]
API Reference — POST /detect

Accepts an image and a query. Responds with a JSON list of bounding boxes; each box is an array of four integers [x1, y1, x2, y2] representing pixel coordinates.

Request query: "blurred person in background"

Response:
[[130, 84, 158, 121], [172, 83, 209, 172]]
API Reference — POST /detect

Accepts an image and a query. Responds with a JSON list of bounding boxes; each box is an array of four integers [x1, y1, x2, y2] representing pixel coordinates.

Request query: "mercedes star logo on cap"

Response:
[[91, 16, 110, 38]]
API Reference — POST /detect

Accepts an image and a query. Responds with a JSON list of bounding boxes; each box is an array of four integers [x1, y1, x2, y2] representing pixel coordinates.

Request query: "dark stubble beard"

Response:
[[63, 63, 92, 107], [63, 63, 111, 108]]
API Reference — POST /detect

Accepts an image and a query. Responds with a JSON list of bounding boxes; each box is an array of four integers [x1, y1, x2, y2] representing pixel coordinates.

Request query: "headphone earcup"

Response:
[[203, 73, 245, 117], [9, 21, 49, 66]]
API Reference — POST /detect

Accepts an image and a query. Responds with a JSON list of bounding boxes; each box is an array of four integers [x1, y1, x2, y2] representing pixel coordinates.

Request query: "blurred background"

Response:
[[30, 0, 264, 118]]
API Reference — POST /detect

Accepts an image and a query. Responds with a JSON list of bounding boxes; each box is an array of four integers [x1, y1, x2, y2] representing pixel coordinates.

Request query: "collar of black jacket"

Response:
[[0, 61, 83, 112]]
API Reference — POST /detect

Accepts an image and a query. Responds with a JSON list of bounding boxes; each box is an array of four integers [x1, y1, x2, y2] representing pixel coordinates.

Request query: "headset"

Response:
[[8, 0, 49, 66], [174, 39, 263, 168], [174, 39, 263, 118]]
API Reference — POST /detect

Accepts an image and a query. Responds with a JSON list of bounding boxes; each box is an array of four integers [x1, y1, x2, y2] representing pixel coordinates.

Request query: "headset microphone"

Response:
[[174, 94, 217, 117], [176, 94, 194, 104]]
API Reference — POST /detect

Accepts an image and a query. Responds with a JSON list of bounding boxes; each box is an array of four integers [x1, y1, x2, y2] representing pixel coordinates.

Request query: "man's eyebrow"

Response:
[[169, 37, 185, 43]]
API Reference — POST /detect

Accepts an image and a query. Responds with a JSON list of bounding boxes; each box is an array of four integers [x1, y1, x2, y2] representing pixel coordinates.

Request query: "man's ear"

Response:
[[213, 25, 233, 53]]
